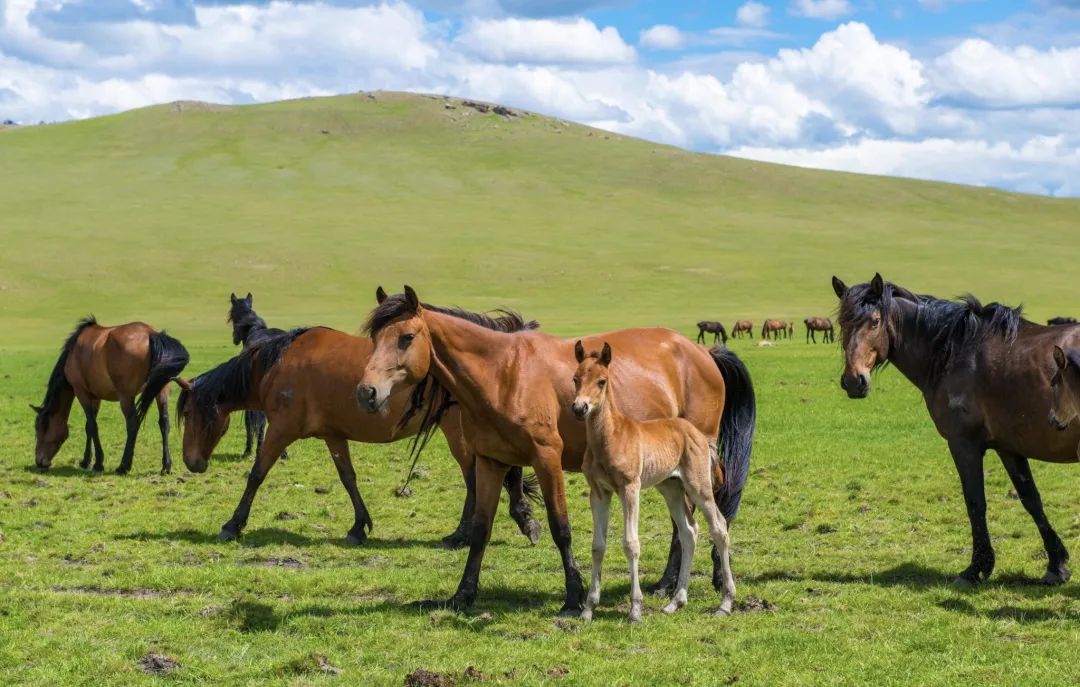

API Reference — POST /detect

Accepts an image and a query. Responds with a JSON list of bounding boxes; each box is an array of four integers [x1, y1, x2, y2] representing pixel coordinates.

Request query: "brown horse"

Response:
[[1049, 346, 1080, 458], [33, 316, 189, 474], [696, 321, 728, 345], [176, 324, 541, 547], [804, 317, 835, 344], [356, 287, 756, 615], [572, 342, 736, 622], [833, 273, 1080, 586], [731, 320, 753, 339], [761, 319, 787, 340]]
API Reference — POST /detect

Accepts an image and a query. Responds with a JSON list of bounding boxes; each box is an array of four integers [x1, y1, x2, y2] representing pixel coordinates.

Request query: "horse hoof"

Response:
[[557, 605, 582, 619], [92, 464, 104, 473], [524, 519, 542, 546], [951, 576, 977, 589], [580, 609, 593, 622], [218, 528, 239, 542], [344, 532, 367, 547], [662, 603, 680, 615], [114, 466, 130, 476], [79, 460, 90, 470], [645, 581, 675, 598], [1041, 566, 1070, 585], [713, 606, 732, 618], [627, 610, 643, 624]]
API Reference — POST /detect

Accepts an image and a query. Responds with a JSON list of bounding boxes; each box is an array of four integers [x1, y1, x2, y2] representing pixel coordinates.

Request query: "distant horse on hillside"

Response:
[[804, 317, 835, 343], [761, 319, 787, 340], [228, 292, 286, 458], [696, 321, 728, 345], [1048, 317, 1078, 326], [33, 316, 189, 474], [834, 273, 1080, 587], [731, 320, 753, 339], [787, 322, 794, 338]]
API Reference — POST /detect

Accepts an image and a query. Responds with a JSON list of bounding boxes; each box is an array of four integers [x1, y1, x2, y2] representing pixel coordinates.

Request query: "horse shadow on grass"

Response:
[[114, 527, 445, 550]]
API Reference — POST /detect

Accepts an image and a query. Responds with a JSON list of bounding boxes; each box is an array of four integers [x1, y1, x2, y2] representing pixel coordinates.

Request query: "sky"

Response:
[[1, 1, 1078, 196]]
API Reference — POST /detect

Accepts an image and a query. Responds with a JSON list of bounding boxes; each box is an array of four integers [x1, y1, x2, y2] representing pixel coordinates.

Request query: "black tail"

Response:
[[136, 331, 190, 426], [505, 469, 542, 503], [710, 346, 756, 522]]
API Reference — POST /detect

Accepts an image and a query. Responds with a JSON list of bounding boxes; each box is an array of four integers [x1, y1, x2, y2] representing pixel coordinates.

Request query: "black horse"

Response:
[[1048, 317, 1077, 326], [228, 293, 286, 458], [696, 320, 728, 345], [834, 274, 1080, 588]]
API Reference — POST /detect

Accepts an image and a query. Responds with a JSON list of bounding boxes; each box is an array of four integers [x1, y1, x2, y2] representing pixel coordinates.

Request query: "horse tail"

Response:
[[504, 468, 542, 503], [136, 330, 190, 426], [710, 346, 756, 523]]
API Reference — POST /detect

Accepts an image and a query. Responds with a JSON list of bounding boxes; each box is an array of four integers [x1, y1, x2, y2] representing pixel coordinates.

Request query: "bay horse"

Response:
[[1050, 347, 1080, 460], [696, 321, 728, 345], [573, 342, 736, 622], [833, 273, 1080, 586], [804, 317, 835, 344], [761, 319, 787, 340], [356, 287, 756, 615], [228, 292, 285, 458], [176, 323, 541, 547], [33, 316, 189, 474], [1048, 317, 1077, 326], [731, 320, 753, 339]]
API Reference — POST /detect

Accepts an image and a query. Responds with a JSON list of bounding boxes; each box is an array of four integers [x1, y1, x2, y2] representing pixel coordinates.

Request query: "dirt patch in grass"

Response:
[[736, 596, 777, 613], [244, 555, 307, 569], [138, 652, 179, 675], [52, 586, 186, 599], [405, 668, 456, 686]]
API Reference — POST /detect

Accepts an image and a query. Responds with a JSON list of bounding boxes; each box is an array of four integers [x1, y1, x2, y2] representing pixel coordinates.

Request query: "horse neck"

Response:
[[423, 310, 511, 416], [47, 385, 76, 428], [585, 384, 629, 459], [887, 297, 939, 391], [238, 321, 265, 346]]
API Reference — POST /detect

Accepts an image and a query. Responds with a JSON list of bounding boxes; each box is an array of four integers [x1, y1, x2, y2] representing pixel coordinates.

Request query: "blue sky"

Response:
[[2, 1, 1078, 195]]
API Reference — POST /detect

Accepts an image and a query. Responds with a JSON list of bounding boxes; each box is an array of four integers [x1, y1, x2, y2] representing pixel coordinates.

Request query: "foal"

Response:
[[572, 341, 736, 622]]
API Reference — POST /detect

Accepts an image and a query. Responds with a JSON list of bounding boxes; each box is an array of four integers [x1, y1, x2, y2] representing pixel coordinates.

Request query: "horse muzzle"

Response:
[[840, 373, 870, 399], [571, 401, 589, 420], [355, 384, 383, 414], [1048, 411, 1071, 431]]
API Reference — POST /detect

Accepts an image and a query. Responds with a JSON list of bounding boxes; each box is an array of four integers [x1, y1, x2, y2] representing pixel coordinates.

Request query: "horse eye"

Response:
[[597, 379, 607, 388], [397, 333, 415, 349]]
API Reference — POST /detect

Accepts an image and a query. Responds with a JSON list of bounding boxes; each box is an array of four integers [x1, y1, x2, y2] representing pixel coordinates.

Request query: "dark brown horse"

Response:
[[833, 273, 1080, 586], [33, 316, 189, 474], [227, 292, 286, 458], [761, 319, 787, 340], [804, 317, 835, 344], [731, 320, 753, 339], [176, 324, 541, 548], [696, 321, 728, 345], [1049, 346, 1080, 459], [356, 287, 756, 614]]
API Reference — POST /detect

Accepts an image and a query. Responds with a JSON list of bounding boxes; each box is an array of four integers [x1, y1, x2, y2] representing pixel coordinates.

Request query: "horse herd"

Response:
[[697, 317, 835, 345], [30, 274, 1080, 621]]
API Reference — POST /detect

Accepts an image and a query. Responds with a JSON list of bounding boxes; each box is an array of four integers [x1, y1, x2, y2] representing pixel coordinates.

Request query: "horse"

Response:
[[804, 317, 835, 344], [833, 273, 1080, 587], [1049, 346, 1080, 461], [356, 287, 756, 615], [33, 316, 189, 474], [176, 323, 542, 548], [696, 321, 728, 345], [227, 292, 286, 458], [1048, 317, 1078, 326], [761, 319, 787, 340], [787, 322, 794, 338], [572, 342, 736, 622], [731, 320, 753, 339]]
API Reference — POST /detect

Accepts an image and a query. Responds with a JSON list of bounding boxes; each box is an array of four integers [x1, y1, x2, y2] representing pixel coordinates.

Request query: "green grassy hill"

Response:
[[1, 91, 1076, 348]]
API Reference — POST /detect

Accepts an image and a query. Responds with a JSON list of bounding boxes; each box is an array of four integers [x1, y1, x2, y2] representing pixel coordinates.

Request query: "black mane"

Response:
[[37, 316, 97, 431], [838, 280, 1023, 385], [364, 293, 539, 338]]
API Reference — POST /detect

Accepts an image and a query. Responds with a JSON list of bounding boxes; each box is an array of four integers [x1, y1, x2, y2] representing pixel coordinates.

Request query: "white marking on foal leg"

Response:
[[622, 483, 643, 623], [657, 479, 695, 614], [582, 489, 611, 622]]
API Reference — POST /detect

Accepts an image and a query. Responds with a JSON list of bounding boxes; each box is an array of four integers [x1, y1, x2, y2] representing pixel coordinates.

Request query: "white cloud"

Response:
[[933, 39, 1080, 107], [639, 24, 683, 50], [454, 17, 635, 65], [736, 2, 770, 28], [790, 0, 852, 20]]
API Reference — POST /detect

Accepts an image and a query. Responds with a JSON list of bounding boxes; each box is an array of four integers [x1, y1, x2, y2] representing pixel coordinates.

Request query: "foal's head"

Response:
[[357, 286, 433, 414], [1049, 346, 1080, 431], [174, 377, 230, 473], [571, 340, 612, 420], [833, 273, 893, 398]]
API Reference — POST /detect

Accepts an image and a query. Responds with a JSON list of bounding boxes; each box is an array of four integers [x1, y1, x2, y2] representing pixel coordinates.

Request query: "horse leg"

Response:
[[645, 520, 682, 597], [949, 438, 994, 585], [243, 410, 256, 458], [79, 400, 101, 470], [696, 330, 704, 345], [325, 437, 374, 545], [580, 487, 611, 622], [504, 466, 542, 545], [997, 450, 1070, 584], [115, 396, 139, 475], [442, 455, 476, 549], [621, 482, 644, 623], [219, 426, 289, 541], [656, 479, 695, 615], [157, 391, 171, 475], [445, 454, 508, 611]]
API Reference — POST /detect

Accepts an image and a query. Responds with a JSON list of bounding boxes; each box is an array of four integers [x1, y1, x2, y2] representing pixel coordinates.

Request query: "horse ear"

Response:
[[832, 276, 847, 298], [245, 292, 253, 304], [599, 342, 612, 366], [230, 292, 237, 303], [1054, 346, 1068, 370], [29, 403, 42, 413], [375, 286, 388, 304], [173, 377, 193, 391], [870, 273, 885, 297], [403, 285, 420, 312], [574, 340, 585, 363]]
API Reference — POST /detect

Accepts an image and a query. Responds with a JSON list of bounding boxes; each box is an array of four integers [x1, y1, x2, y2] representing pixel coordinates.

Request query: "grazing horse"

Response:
[[731, 320, 753, 339], [804, 317, 835, 344], [573, 342, 736, 622], [176, 324, 541, 548], [1050, 347, 1080, 460], [833, 273, 1080, 586], [696, 321, 728, 345], [33, 316, 189, 474], [761, 319, 787, 340], [1048, 317, 1077, 326], [227, 292, 285, 458], [356, 287, 755, 614]]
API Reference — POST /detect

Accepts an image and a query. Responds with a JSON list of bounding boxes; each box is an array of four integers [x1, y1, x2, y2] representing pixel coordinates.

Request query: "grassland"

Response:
[[1, 93, 1079, 686]]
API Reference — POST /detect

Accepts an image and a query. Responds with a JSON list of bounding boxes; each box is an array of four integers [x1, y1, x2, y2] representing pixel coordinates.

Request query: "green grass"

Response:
[[1, 92, 1080, 685]]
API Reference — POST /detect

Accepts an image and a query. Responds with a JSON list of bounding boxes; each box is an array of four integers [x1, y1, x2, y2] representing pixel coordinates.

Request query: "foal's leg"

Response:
[[949, 438, 994, 585], [621, 482, 644, 623], [219, 426, 290, 541], [116, 396, 140, 475], [156, 391, 172, 475], [325, 437, 374, 545], [656, 479, 696, 615], [581, 487, 612, 622], [997, 450, 1070, 584]]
